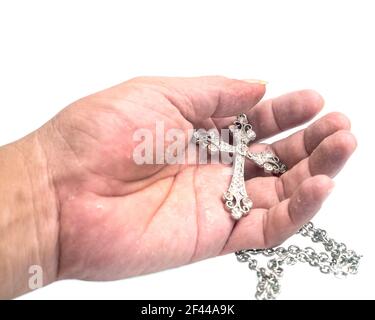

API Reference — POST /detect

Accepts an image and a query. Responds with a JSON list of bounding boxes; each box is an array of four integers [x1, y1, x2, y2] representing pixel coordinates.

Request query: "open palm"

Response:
[[42, 76, 356, 281]]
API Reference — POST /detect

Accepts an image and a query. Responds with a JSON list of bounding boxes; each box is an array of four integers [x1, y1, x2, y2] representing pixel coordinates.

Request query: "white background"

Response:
[[0, 0, 374, 300]]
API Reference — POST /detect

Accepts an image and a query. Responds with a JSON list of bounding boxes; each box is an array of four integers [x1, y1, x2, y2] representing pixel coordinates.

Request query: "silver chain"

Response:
[[235, 222, 362, 300]]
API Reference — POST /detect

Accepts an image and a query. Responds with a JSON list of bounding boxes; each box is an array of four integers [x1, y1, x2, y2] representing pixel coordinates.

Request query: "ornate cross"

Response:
[[193, 114, 287, 220]]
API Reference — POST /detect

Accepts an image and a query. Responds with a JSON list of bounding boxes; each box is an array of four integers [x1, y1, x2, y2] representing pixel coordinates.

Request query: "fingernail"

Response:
[[242, 79, 268, 85]]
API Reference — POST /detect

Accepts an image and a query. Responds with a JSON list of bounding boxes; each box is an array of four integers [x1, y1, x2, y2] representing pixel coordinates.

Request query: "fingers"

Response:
[[222, 175, 334, 253], [249, 90, 325, 140], [243, 112, 352, 179], [241, 126, 356, 211], [272, 112, 351, 169], [214, 90, 324, 140], [265, 175, 334, 248], [127, 76, 266, 124], [279, 130, 357, 198]]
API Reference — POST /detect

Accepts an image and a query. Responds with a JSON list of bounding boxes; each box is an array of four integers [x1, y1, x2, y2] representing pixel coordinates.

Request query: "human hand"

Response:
[[0, 76, 356, 297]]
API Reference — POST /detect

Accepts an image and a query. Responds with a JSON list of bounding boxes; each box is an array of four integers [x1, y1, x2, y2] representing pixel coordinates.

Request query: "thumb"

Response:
[[127, 76, 266, 125]]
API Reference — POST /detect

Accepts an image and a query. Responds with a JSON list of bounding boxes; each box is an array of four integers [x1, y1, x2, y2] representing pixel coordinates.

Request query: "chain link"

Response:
[[235, 222, 362, 300]]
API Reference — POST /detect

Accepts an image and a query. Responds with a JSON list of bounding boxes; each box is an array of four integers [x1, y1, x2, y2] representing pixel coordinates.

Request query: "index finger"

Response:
[[214, 90, 324, 141]]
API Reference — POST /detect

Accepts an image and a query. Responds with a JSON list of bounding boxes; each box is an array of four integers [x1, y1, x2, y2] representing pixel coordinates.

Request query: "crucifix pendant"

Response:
[[193, 114, 287, 220]]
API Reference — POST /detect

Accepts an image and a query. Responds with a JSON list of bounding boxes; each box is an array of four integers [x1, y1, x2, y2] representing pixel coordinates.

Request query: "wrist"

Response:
[[0, 131, 60, 298]]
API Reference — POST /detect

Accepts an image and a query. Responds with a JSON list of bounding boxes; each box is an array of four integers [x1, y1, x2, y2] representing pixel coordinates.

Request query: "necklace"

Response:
[[193, 114, 361, 300]]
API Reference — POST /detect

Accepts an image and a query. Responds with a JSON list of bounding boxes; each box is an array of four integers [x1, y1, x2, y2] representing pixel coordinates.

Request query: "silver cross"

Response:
[[193, 114, 287, 220]]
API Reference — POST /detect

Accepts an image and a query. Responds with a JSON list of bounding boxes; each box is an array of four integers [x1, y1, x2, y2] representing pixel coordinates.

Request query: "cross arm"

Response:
[[193, 130, 236, 153]]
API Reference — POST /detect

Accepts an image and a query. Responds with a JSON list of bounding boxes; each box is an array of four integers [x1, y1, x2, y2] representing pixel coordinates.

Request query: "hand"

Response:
[[1, 76, 357, 296]]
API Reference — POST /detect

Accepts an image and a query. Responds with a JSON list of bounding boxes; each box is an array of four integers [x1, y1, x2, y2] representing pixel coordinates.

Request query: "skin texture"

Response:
[[0, 76, 357, 298]]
